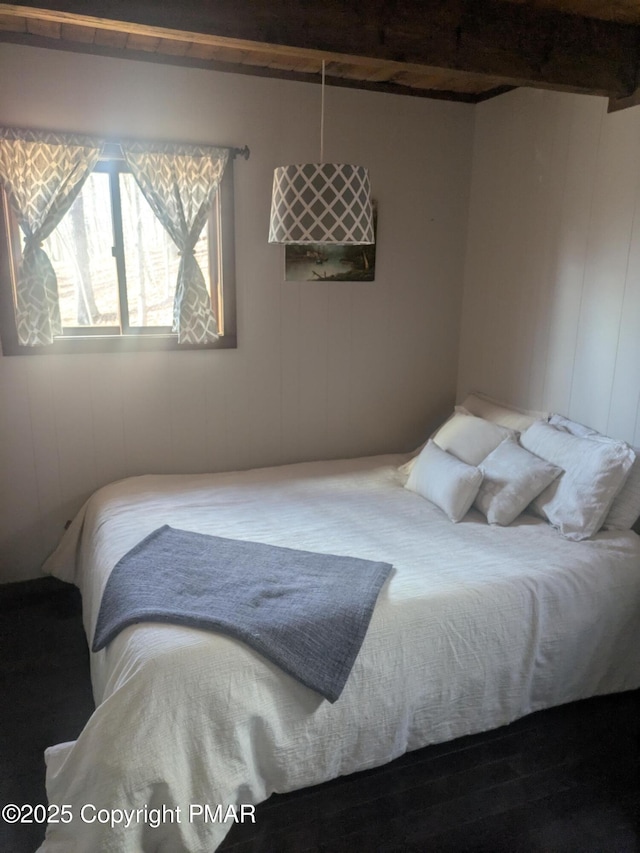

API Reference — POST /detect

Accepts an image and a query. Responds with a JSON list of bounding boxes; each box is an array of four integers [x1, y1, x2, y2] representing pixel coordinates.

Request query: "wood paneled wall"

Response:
[[0, 44, 473, 581], [458, 88, 640, 447]]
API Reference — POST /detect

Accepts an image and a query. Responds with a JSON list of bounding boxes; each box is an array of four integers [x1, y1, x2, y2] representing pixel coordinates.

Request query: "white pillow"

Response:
[[520, 421, 635, 541], [461, 392, 548, 432], [406, 440, 483, 523], [549, 413, 640, 531], [432, 410, 516, 466], [474, 438, 562, 526]]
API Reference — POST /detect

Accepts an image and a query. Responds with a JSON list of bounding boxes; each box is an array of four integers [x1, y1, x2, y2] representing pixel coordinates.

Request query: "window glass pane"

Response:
[[43, 172, 119, 328], [119, 174, 211, 328]]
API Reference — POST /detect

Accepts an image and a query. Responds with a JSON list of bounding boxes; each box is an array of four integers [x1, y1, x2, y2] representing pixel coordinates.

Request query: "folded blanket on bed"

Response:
[[92, 525, 393, 702]]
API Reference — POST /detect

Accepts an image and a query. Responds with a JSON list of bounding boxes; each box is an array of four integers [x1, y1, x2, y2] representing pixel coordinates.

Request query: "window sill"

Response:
[[0, 333, 237, 356]]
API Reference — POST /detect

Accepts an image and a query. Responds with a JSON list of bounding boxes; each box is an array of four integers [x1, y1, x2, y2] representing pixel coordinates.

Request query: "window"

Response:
[[0, 145, 237, 355]]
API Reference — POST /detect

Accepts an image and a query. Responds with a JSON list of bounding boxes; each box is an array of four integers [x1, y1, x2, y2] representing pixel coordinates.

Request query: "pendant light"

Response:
[[268, 61, 374, 245]]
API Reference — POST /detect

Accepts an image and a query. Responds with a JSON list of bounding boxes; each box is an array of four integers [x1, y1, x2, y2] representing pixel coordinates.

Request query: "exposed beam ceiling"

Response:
[[1, 2, 640, 110]]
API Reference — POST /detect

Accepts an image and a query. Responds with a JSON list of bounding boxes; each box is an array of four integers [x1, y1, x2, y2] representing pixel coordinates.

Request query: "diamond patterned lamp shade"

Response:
[[269, 162, 374, 244]]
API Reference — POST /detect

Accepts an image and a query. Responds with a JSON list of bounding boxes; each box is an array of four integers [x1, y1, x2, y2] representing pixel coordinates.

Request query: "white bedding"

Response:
[[38, 454, 640, 852]]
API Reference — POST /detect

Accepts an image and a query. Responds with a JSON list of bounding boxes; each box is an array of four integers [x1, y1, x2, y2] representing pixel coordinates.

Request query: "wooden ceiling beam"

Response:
[[1, 1, 639, 99], [0, 28, 502, 103], [0, 0, 640, 99]]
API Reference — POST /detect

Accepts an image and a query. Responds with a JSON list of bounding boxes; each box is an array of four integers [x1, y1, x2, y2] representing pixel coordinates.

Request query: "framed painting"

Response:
[[284, 204, 377, 282]]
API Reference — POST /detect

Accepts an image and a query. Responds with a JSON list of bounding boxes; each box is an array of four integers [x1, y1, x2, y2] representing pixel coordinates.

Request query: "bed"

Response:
[[36, 402, 640, 853]]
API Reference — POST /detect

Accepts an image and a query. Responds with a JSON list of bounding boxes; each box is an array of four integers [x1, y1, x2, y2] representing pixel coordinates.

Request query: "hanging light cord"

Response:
[[320, 60, 325, 164]]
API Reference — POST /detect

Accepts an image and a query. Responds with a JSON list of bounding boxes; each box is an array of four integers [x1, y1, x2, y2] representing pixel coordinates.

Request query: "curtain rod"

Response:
[[0, 126, 250, 161], [102, 140, 250, 160]]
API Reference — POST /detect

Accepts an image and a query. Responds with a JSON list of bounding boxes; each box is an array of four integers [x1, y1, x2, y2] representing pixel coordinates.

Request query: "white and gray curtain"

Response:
[[0, 127, 230, 347], [0, 127, 103, 346], [121, 141, 229, 344]]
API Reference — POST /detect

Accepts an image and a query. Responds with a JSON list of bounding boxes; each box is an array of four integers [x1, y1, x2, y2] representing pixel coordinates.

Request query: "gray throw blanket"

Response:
[[92, 526, 393, 702]]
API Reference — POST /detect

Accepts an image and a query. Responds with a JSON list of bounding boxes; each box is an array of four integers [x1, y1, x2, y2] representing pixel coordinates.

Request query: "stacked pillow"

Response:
[[403, 393, 639, 538], [405, 399, 558, 525], [545, 414, 640, 533], [406, 440, 483, 523], [520, 421, 635, 540], [399, 392, 535, 476], [474, 437, 562, 526], [429, 408, 516, 465]]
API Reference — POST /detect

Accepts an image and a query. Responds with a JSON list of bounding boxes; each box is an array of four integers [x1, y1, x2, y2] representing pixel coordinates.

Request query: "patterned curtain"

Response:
[[0, 127, 103, 346], [121, 141, 229, 344]]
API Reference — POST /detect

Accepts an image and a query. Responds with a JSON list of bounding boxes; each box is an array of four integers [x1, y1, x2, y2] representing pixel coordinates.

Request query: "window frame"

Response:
[[0, 148, 237, 356]]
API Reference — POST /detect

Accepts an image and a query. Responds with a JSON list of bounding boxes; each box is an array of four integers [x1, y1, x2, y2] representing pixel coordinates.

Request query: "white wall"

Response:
[[0, 44, 473, 582], [459, 88, 640, 447]]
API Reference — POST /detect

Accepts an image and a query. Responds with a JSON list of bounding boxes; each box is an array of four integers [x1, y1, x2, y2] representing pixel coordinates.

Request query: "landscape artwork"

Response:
[[284, 205, 377, 282]]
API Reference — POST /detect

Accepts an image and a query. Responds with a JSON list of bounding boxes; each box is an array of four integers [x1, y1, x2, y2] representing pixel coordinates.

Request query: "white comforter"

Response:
[[38, 455, 640, 852]]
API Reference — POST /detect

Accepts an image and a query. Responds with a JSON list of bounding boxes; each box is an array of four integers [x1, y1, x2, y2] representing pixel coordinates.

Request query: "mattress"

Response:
[[37, 454, 640, 852]]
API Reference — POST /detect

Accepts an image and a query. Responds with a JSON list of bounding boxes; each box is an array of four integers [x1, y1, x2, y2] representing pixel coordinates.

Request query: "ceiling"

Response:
[[1, 1, 640, 111]]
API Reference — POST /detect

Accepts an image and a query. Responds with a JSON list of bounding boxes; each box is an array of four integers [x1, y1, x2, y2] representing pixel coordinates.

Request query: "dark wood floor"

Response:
[[1, 578, 638, 853]]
